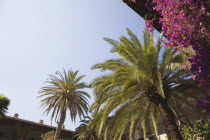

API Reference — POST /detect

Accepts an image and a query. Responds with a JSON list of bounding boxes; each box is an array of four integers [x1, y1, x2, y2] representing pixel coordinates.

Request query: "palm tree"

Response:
[[90, 28, 204, 140], [38, 69, 90, 140], [74, 116, 98, 140], [0, 94, 10, 118]]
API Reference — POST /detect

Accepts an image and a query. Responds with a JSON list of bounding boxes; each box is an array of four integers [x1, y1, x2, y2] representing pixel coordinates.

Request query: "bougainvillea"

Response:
[[146, 20, 154, 33], [145, 0, 210, 85]]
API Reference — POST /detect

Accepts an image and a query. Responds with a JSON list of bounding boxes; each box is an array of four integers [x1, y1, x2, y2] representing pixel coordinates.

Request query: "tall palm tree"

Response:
[[90, 28, 204, 140], [38, 69, 90, 140]]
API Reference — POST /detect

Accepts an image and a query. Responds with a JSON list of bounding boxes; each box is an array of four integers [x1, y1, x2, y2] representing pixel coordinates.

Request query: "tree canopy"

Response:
[[0, 94, 10, 118]]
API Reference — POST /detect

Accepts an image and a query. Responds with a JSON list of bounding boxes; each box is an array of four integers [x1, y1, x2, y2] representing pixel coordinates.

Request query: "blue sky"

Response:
[[0, 0, 146, 130]]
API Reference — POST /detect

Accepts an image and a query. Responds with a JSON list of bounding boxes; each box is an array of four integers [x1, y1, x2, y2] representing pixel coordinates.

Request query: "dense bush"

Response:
[[41, 131, 63, 140], [0, 94, 10, 117]]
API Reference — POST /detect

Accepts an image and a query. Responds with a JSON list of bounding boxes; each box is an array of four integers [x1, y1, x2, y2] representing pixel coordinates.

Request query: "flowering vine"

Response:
[[146, 20, 154, 33], [144, 0, 210, 85]]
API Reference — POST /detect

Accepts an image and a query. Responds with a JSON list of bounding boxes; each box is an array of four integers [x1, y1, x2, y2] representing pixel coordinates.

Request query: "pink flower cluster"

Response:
[[146, 20, 154, 33], [148, 0, 210, 85]]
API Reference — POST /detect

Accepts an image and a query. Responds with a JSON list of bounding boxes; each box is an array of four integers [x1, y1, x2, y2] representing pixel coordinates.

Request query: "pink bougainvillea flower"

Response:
[[146, 20, 153, 28], [149, 28, 154, 33], [191, 75, 196, 80]]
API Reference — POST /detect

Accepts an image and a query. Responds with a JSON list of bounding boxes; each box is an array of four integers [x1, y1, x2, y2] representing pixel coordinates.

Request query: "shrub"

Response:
[[41, 131, 63, 140], [182, 119, 210, 140], [0, 94, 10, 117]]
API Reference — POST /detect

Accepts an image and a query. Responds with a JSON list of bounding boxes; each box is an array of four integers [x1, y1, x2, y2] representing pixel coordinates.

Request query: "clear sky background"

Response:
[[0, 0, 146, 130]]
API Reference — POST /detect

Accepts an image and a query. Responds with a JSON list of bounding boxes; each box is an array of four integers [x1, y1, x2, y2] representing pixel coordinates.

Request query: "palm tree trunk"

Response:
[[148, 92, 183, 140], [54, 109, 66, 140], [158, 99, 183, 140]]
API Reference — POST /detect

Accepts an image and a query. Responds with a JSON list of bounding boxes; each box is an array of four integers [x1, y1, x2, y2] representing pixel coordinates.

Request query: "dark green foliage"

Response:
[[74, 116, 98, 140], [41, 131, 63, 140], [0, 94, 10, 117]]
